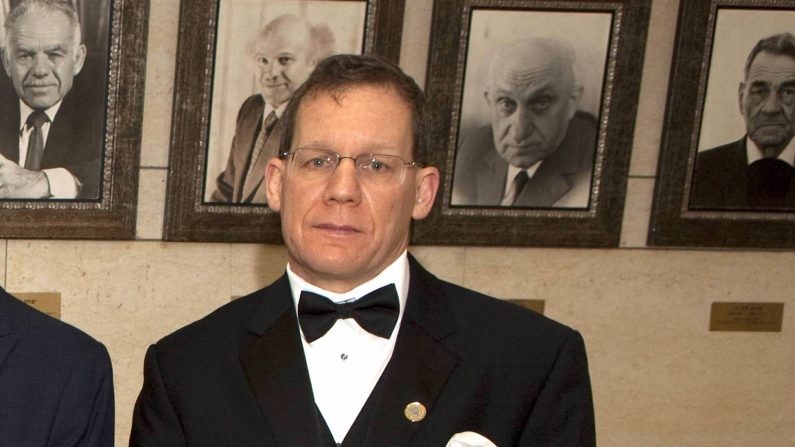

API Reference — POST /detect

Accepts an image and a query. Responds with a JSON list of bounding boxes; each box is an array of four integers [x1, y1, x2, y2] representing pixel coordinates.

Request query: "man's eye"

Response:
[[780, 87, 795, 103], [530, 95, 553, 112], [750, 86, 769, 99], [256, 56, 268, 65], [278, 56, 294, 65], [305, 157, 333, 169], [495, 98, 517, 116]]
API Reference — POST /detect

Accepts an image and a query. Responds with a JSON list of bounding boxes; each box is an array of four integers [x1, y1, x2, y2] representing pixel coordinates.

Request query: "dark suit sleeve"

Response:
[[130, 345, 186, 446], [49, 341, 114, 447], [77, 343, 115, 446], [518, 330, 596, 446], [210, 159, 235, 202]]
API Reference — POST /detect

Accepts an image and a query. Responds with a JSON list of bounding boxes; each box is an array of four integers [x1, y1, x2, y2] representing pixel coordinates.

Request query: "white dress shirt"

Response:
[[746, 135, 795, 166], [287, 251, 410, 443], [17, 100, 79, 198]]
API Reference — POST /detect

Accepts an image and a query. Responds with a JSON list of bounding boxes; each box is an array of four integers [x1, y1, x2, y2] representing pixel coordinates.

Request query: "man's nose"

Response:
[[262, 62, 281, 79], [30, 54, 51, 77], [760, 91, 783, 114], [324, 158, 362, 204], [510, 107, 535, 141]]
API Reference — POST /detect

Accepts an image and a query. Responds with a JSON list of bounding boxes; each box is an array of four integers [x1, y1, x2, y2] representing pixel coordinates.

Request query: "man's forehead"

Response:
[[293, 86, 412, 148], [747, 51, 795, 82], [258, 19, 310, 50], [489, 43, 570, 93], [8, 11, 74, 46]]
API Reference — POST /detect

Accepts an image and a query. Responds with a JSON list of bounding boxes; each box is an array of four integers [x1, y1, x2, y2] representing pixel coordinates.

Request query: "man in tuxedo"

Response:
[[0, 0, 104, 199], [452, 36, 596, 208], [691, 32, 795, 209], [0, 288, 114, 446], [209, 13, 335, 204], [131, 54, 595, 446]]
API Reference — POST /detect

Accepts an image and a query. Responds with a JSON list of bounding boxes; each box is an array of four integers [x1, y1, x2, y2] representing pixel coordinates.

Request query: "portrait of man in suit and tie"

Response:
[[131, 54, 595, 446], [207, 12, 336, 204], [690, 31, 795, 210], [0, 0, 107, 200], [449, 11, 610, 210]]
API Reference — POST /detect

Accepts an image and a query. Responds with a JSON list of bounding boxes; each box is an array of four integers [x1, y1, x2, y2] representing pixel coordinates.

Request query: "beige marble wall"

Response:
[[3, 0, 793, 445]]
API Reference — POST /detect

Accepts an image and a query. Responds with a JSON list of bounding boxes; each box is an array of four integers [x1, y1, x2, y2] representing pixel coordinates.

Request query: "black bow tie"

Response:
[[297, 284, 399, 343]]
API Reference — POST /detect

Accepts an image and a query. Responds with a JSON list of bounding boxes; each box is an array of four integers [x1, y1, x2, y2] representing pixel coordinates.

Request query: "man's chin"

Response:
[[750, 131, 794, 150]]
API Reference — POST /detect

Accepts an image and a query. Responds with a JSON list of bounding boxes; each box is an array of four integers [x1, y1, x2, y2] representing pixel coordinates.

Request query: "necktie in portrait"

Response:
[[24, 110, 49, 170]]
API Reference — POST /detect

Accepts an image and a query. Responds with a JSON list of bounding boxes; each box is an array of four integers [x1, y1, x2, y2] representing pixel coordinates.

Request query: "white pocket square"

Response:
[[446, 431, 498, 447]]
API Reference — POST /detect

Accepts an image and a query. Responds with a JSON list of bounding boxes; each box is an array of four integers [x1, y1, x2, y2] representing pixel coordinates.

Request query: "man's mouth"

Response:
[[24, 84, 56, 90], [314, 224, 361, 235]]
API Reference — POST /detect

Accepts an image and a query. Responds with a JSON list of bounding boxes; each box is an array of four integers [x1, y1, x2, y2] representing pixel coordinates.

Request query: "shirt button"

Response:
[[340, 353, 349, 361]]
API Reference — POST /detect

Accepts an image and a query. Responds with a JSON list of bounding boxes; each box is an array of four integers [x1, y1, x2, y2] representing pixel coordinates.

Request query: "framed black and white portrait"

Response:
[[0, 0, 147, 238], [412, 0, 651, 247], [163, 0, 406, 242], [649, 0, 795, 248]]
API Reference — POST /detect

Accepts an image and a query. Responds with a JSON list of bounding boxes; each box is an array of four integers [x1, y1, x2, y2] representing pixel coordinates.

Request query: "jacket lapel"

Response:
[[42, 92, 77, 168], [0, 86, 21, 163], [241, 119, 283, 203], [477, 149, 508, 205], [360, 258, 460, 446], [0, 290, 24, 370], [239, 275, 327, 447]]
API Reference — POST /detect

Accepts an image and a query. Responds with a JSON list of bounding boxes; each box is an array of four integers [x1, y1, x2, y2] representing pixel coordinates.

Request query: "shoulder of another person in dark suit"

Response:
[[436, 278, 581, 358], [2, 288, 111, 371]]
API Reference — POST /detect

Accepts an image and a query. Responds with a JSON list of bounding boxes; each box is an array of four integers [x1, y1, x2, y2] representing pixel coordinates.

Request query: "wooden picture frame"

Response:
[[649, 0, 795, 248], [0, 0, 148, 239], [410, 0, 651, 247], [163, 0, 405, 242]]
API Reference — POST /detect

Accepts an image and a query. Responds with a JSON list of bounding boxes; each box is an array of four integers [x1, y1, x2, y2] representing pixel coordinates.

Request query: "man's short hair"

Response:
[[4, 0, 82, 50], [279, 54, 430, 164], [255, 14, 336, 64], [744, 32, 795, 79]]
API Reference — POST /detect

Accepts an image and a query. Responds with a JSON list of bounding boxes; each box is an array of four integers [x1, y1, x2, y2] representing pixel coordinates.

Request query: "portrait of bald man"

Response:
[[209, 13, 335, 204], [452, 36, 598, 208], [691, 32, 795, 210]]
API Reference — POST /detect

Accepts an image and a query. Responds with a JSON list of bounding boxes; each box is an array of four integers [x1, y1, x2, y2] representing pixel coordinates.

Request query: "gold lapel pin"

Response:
[[403, 401, 427, 422]]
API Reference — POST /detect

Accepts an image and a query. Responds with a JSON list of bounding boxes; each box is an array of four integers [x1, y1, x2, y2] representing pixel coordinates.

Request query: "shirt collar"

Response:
[[746, 135, 795, 167], [18, 100, 62, 132], [262, 100, 288, 121], [505, 161, 542, 194], [287, 250, 409, 315]]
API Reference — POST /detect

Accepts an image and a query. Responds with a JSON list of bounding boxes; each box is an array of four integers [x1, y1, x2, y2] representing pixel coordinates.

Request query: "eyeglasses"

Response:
[[282, 148, 420, 186]]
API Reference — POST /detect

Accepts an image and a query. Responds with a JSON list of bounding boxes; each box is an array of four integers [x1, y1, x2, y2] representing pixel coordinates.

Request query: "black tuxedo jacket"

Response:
[[0, 77, 104, 199], [0, 288, 114, 446], [131, 258, 595, 446]]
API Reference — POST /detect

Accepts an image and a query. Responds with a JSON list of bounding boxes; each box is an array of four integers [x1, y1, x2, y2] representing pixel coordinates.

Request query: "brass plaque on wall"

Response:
[[512, 299, 545, 315], [14, 292, 61, 320], [710, 302, 784, 332]]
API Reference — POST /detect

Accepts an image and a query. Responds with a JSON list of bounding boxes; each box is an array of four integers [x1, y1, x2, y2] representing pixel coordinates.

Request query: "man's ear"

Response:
[[567, 84, 584, 120], [411, 166, 440, 220], [738, 82, 745, 114], [265, 158, 285, 212], [73, 44, 86, 75], [1, 48, 11, 77]]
